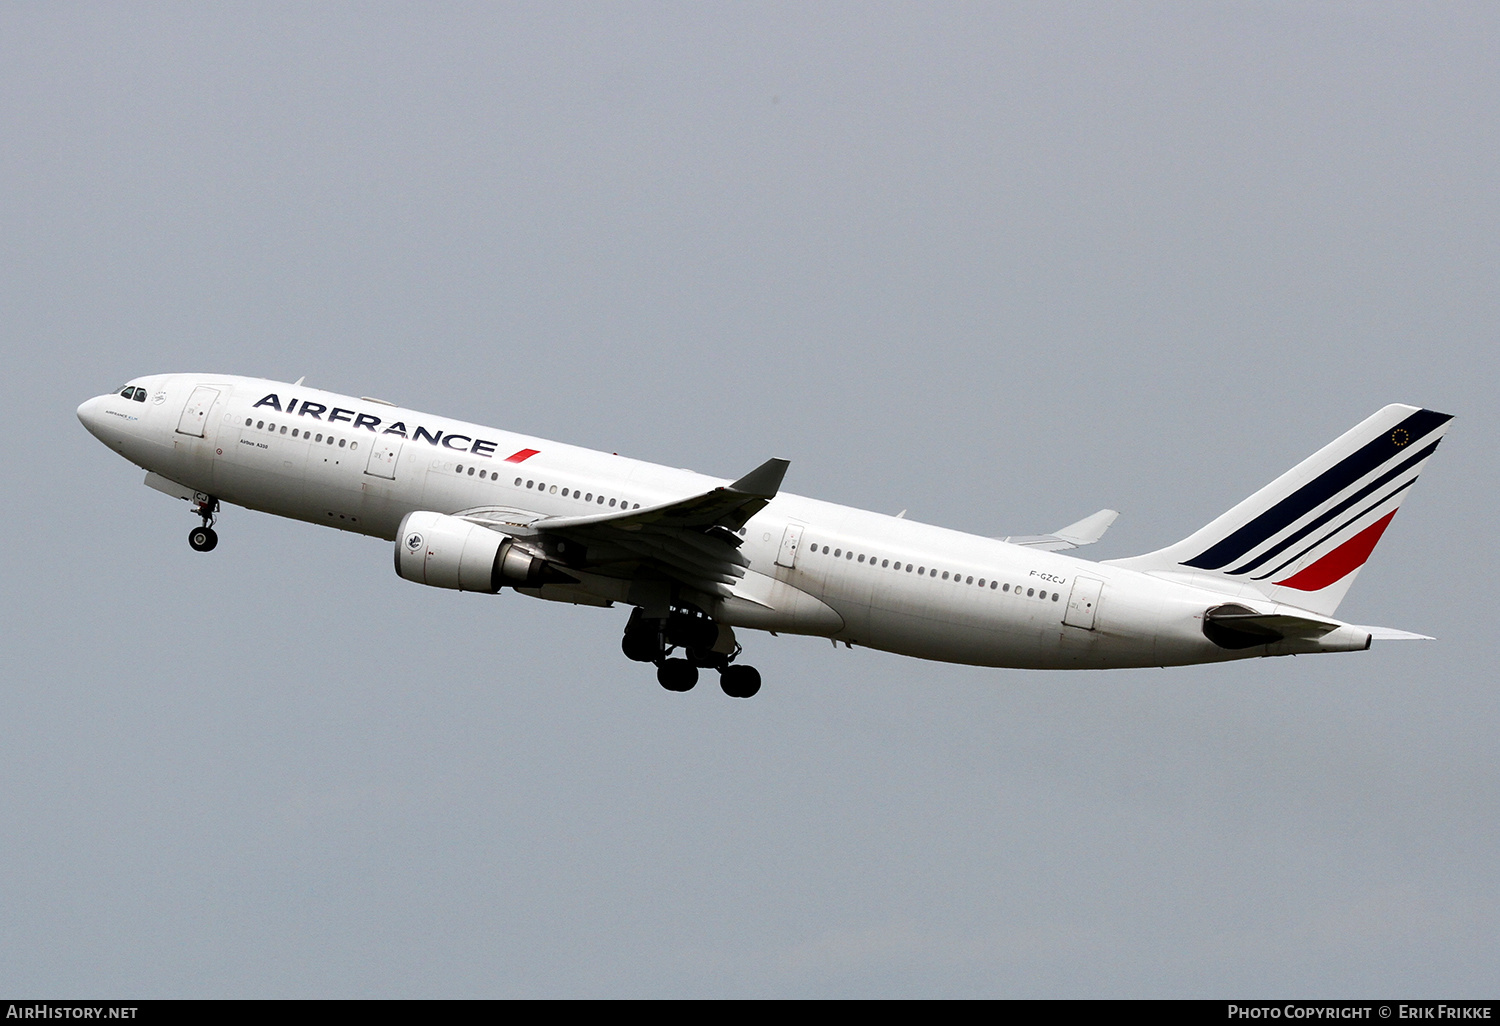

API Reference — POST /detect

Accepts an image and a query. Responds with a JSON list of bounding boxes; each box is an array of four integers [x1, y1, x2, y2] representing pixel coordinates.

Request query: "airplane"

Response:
[[77, 374, 1452, 698]]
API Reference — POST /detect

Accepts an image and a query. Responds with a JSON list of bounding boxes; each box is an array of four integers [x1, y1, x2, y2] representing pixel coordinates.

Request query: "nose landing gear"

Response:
[[188, 495, 220, 552], [622, 607, 764, 698]]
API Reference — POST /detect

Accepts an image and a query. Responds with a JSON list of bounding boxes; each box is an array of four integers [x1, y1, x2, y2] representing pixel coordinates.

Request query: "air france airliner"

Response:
[[77, 375, 1451, 698]]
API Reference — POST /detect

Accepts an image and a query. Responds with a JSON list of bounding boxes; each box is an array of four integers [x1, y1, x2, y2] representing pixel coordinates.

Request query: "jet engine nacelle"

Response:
[[394, 510, 555, 592]]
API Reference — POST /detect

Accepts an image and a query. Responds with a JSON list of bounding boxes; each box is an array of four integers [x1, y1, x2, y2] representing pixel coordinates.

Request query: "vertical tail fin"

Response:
[[1106, 404, 1453, 616]]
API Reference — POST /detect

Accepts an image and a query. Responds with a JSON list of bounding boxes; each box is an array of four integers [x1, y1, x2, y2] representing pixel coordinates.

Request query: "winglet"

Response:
[[1053, 509, 1120, 547], [1002, 509, 1120, 551], [729, 458, 789, 498]]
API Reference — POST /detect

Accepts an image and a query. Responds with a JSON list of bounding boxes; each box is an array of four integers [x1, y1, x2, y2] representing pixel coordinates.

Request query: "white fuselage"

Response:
[[78, 374, 1374, 670]]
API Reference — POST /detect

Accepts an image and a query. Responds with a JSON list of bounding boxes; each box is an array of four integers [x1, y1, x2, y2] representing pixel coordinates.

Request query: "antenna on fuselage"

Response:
[[292, 376, 306, 386]]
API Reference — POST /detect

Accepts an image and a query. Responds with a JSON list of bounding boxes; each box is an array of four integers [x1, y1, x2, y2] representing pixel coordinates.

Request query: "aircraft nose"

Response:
[[77, 395, 109, 440]]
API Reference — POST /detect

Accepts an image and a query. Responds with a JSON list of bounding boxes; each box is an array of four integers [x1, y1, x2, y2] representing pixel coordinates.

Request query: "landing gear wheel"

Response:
[[719, 665, 761, 699], [622, 630, 662, 663], [657, 659, 698, 693], [188, 526, 218, 552], [622, 609, 666, 663]]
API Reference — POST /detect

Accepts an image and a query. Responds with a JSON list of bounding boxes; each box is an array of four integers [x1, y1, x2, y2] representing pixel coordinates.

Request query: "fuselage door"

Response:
[[365, 437, 402, 480], [175, 386, 220, 437], [1063, 576, 1104, 630], [775, 523, 805, 569]]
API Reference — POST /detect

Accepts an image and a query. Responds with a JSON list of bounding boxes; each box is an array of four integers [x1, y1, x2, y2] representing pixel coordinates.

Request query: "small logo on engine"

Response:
[[406, 533, 424, 551]]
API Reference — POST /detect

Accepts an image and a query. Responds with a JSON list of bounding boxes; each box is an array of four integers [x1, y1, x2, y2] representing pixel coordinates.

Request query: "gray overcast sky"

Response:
[[2, 2, 1496, 997]]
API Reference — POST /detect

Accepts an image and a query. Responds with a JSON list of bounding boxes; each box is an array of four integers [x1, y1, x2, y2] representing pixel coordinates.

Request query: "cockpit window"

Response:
[[132, 388, 146, 402], [119, 386, 135, 399]]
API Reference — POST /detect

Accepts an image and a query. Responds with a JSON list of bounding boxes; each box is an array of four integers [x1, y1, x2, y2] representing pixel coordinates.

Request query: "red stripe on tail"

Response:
[[1273, 510, 1398, 592]]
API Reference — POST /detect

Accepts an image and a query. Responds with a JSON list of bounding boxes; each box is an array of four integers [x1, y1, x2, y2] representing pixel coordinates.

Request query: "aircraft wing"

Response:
[[532, 458, 788, 534], [1002, 509, 1120, 551], [492, 458, 790, 600]]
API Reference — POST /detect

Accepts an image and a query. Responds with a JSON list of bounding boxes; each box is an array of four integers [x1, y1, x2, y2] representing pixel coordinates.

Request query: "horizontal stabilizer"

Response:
[[1207, 609, 1341, 640], [1003, 509, 1120, 551], [1355, 625, 1436, 641], [1201, 603, 1348, 649]]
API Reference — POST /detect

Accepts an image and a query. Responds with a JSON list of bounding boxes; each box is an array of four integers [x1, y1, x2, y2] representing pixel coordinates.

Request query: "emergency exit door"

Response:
[[365, 438, 402, 479], [175, 386, 219, 437], [775, 523, 805, 568], [1064, 576, 1104, 630]]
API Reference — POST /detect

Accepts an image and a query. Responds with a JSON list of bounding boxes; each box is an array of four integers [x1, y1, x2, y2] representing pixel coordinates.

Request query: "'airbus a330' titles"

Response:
[[78, 374, 1453, 699]]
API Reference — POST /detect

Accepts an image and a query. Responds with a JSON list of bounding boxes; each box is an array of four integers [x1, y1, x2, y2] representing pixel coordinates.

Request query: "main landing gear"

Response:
[[621, 607, 763, 699], [187, 495, 220, 552]]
